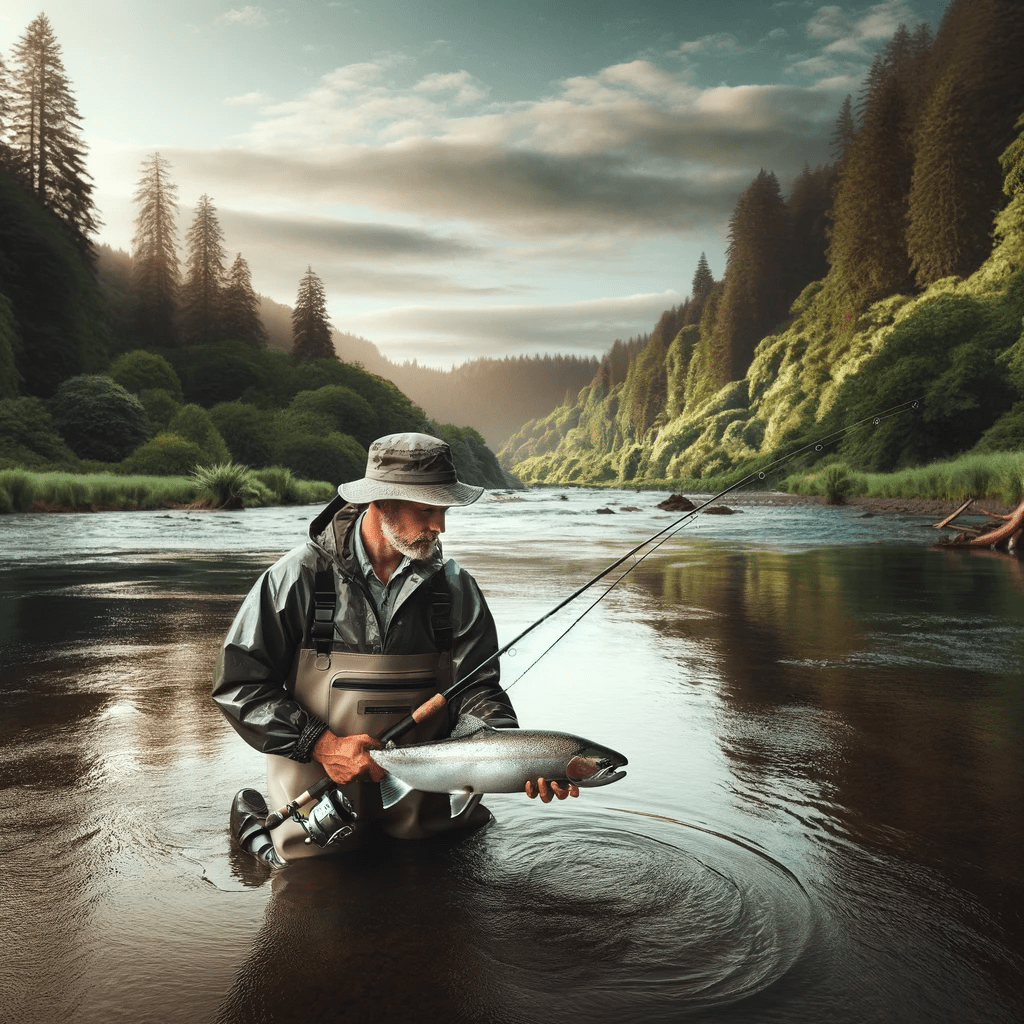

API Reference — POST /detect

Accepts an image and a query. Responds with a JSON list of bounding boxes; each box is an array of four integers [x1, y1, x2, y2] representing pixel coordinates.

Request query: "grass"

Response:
[[0, 465, 336, 514], [780, 450, 1024, 506]]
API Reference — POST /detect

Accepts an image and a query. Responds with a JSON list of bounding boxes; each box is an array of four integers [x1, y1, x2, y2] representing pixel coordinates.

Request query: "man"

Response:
[[213, 431, 576, 868]]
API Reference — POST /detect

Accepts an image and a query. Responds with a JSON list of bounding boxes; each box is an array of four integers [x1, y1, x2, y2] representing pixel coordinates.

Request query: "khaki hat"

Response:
[[338, 432, 484, 506]]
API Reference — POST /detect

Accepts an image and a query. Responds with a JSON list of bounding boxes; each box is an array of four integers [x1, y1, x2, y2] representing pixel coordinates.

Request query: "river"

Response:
[[0, 490, 1021, 1024]]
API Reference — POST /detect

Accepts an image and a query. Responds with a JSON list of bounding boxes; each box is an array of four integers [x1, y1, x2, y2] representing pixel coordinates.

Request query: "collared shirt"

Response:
[[350, 510, 418, 632]]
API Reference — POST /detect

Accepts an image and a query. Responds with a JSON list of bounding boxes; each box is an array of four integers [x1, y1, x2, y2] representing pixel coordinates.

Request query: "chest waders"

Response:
[[266, 565, 486, 860]]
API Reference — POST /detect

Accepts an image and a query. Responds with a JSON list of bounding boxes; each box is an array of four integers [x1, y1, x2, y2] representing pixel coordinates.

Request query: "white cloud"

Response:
[[217, 6, 268, 28], [677, 33, 742, 56], [414, 71, 488, 105], [223, 91, 273, 107]]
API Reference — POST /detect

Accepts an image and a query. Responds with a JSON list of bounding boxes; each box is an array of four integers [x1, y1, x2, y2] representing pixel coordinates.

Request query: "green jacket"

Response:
[[212, 498, 518, 761]]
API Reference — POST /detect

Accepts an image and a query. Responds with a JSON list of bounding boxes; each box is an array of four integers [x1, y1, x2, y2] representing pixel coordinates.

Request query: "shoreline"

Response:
[[18, 490, 1016, 518]]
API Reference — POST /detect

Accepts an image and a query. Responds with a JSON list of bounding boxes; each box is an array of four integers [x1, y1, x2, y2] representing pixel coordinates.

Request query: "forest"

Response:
[[501, 0, 1024, 497], [0, 14, 526, 496]]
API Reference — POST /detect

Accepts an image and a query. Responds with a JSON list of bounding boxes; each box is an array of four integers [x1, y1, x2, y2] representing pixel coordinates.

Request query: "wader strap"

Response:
[[311, 568, 336, 656], [429, 567, 453, 686]]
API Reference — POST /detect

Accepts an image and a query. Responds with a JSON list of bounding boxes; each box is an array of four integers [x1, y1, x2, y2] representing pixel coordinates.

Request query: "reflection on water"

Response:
[[0, 493, 1022, 1023]]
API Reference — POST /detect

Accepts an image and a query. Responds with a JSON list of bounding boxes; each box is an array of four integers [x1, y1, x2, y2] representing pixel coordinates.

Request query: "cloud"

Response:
[[352, 292, 683, 362], [807, 1, 919, 57], [414, 71, 489, 105], [677, 33, 742, 56], [217, 6, 268, 28], [223, 91, 273, 107]]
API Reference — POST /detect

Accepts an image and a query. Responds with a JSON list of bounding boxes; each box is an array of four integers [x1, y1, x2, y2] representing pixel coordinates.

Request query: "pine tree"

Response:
[[0, 53, 11, 165], [688, 252, 715, 324], [826, 26, 931, 327], [291, 267, 335, 361], [906, 0, 1024, 286], [221, 253, 268, 347], [710, 170, 793, 386], [131, 152, 180, 347], [787, 163, 837, 289], [7, 14, 98, 248], [830, 95, 856, 165], [181, 194, 227, 344]]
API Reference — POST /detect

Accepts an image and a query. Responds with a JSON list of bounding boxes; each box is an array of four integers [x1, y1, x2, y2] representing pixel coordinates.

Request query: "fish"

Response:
[[370, 714, 629, 817]]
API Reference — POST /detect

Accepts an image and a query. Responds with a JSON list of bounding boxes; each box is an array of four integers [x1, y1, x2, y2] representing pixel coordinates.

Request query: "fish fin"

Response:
[[378, 773, 415, 809], [449, 788, 477, 818], [451, 714, 493, 738]]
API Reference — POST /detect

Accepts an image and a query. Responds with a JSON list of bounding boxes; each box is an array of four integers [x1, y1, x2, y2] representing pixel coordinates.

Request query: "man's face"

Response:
[[379, 500, 448, 561]]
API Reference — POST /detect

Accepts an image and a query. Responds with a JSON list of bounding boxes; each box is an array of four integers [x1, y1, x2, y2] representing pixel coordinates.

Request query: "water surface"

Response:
[[1, 491, 1021, 1023]]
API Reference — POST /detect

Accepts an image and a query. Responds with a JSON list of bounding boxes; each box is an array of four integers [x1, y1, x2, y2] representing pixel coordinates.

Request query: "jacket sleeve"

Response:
[[445, 563, 518, 730], [211, 549, 328, 761]]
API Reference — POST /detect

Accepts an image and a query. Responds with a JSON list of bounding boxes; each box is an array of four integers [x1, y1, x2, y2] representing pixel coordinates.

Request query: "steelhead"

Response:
[[370, 714, 628, 816]]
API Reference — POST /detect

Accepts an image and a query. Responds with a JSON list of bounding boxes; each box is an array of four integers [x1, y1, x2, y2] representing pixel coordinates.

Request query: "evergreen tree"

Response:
[[181, 194, 227, 344], [787, 163, 837, 289], [0, 53, 11, 165], [830, 95, 856, 165], [710, 170, 793, 385], [826, 27, 930, 327], [222, 253, 267, 348], [291, 267, 335, 361], [131, 152, 180, 347], [7, 14, 98, 248], [687, 253, 715, 324], [906, 0, 1024, 286]]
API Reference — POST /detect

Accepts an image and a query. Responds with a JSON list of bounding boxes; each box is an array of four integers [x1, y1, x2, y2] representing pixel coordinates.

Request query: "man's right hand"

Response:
[[313, 731, 387, 784]]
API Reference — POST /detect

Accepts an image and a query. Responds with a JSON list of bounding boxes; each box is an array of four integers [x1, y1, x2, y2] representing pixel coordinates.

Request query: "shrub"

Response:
[[0, 396, 76, 465], [210, 401, 276, 467], [288, 386, 378, 447], [167, 404, 231, 464], [272, 430, 365, 483], [139, 388, 182, 432], [48, 375, 149, 462], [190, 461, 254, 507], [121, 433, 205, 476], [823, 464, 854, 504], [108, 350, 184, 402], [253, 466, 304, 504]]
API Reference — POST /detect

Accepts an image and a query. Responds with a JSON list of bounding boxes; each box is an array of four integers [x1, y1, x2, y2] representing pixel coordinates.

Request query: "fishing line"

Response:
[[501, 396, 923, 689], [380, 397, 922, 742]]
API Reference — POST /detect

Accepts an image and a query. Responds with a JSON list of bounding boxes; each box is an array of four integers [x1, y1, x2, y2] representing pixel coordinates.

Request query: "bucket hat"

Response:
[[338, 432, 484, 506]]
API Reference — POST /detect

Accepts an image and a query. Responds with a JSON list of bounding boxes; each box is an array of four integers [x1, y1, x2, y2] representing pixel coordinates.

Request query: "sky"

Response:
[[1, 1, 951, 367]]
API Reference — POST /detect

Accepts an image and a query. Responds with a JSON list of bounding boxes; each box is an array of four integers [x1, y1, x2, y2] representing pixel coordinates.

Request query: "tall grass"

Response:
[[781, 451, 1024, 505], [0, 466, 336, 513]]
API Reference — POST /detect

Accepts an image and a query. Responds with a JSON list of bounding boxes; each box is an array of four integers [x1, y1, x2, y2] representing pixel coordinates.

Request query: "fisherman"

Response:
[[214, 431, 577, 868]]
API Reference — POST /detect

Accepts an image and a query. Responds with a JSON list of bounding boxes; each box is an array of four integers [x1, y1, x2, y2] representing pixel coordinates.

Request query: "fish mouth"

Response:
[[569, 754, 628, 787]]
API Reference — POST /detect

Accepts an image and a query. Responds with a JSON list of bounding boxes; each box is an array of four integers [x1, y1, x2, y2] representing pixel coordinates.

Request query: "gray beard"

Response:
[[380, 514, 437, 561]]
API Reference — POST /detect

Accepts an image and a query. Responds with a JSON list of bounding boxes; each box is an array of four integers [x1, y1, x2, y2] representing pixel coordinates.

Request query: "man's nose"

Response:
[[426, 509, 446, 533]]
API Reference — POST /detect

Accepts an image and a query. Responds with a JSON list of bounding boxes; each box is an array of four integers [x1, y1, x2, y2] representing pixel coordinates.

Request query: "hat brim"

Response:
[[338, 478, 484, 507]]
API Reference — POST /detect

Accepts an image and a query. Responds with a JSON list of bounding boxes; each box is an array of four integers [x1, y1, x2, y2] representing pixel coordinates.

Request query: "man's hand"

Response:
[[525, 778, 580, 802], [313, 731, 387, 784]]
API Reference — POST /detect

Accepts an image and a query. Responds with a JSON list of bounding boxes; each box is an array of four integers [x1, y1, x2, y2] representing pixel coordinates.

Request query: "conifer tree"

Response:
[[7, 14, 98, 247], [710, 170, 793, 386], [131, 152, 180, 347], [221, 253, 268, 347], [0, 53, 11, 165], [830, 95, 856, 165], [291, 267, 335, 361], [906, 0, 1024, 286], [181, 194, 227, 344], [787, 163, 837, 289], [688, 253, 715, 324]]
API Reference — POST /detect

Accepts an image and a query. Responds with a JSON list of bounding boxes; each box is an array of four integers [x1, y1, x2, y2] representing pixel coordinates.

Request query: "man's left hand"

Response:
[[525, 778, 580, 802]]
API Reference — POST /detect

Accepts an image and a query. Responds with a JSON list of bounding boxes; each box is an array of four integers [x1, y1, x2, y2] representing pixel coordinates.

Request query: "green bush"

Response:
[[0, 396, 76, 465], [139, 388, 182, 432], [253, 466, 304, 504], [211, 401, 276, 467], [823, 464, 854, 504], [121, 433, 205, 476], [167, 404, 231, 464], [108, 350, 184, 402], [190, 461, 254, 507], [272, 430, 365, 483], [48, 375, 149, 462], [288, 386, 378, 447]]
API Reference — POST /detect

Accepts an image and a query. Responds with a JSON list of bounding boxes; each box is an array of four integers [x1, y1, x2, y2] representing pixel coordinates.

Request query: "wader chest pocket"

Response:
[[358, 700, 412, 716]]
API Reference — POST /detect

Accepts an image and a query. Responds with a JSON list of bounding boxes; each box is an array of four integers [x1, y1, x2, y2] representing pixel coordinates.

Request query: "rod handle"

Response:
[[379, 692, 448, 744]]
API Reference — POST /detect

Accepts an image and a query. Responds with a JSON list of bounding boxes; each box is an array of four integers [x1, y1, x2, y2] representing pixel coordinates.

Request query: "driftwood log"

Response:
[[937, 497, 1024, 551]]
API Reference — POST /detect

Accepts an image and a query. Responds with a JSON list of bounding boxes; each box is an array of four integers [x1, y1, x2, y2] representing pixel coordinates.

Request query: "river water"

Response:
[[0, 490, 1021, 1024]]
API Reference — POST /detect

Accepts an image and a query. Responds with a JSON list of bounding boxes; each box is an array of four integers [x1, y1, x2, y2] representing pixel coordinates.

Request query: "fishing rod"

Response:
[[376, 397, 922, 745]]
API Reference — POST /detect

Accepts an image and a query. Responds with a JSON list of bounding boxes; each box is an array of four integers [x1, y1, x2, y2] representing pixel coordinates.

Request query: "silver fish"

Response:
[[370, 714, 628, 817]]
